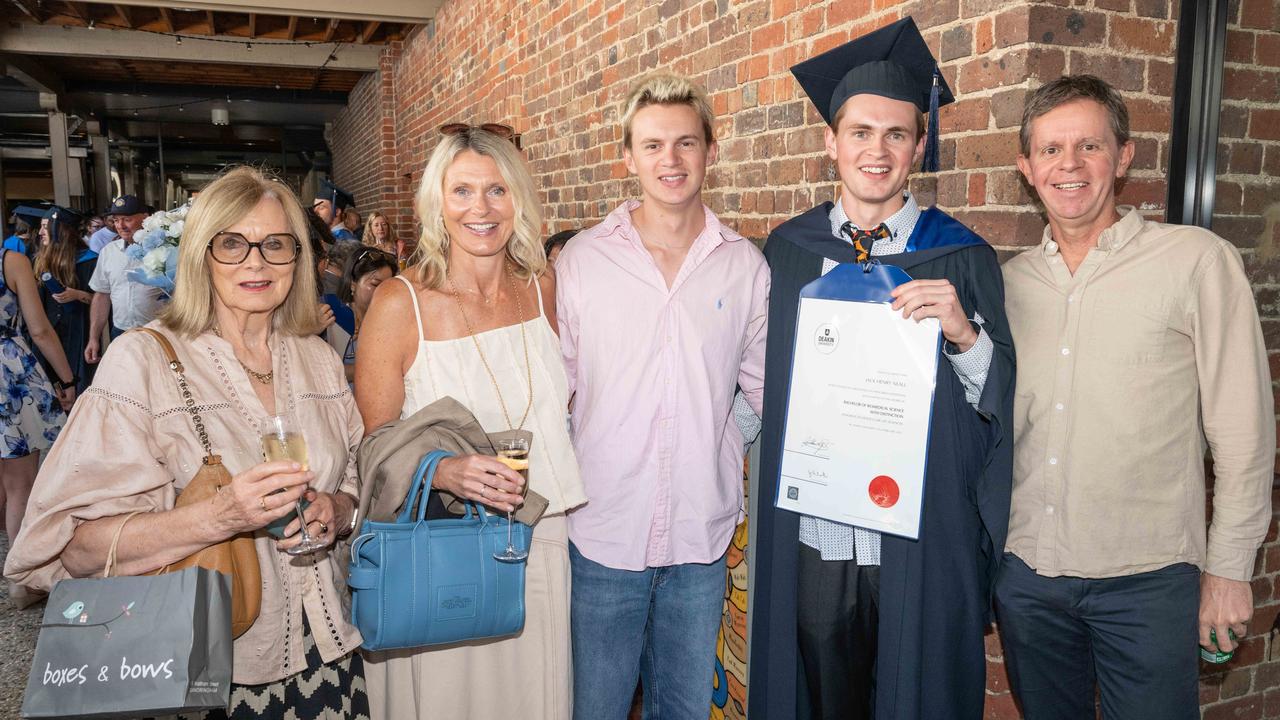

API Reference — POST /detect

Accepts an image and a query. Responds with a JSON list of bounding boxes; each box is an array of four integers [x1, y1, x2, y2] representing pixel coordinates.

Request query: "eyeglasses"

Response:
[[208, 232, 300, 265], [353, 246, 395, 262], [439, 123, 522, 149]]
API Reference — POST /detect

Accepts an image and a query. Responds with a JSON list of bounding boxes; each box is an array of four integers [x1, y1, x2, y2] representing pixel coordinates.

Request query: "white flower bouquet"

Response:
[[125, 204, 189, 296]]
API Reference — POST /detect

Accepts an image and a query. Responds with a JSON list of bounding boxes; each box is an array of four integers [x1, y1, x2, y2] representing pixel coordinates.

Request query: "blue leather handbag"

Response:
[[347, 450, 532, 651]]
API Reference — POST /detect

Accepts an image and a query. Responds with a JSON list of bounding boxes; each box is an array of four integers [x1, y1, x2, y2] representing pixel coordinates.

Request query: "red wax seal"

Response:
[[868, 475, 900, 508]]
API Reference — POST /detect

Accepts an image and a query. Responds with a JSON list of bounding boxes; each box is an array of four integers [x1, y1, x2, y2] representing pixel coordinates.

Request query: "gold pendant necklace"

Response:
[[446, 266, 533, 430], [239, 362, 274, 385], [213, 326, 274, 384]]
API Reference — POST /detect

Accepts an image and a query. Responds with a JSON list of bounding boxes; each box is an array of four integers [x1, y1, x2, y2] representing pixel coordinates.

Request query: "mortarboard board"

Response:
[[319, 178, 355, 213], [44, 206, 86, 236], [790, 17, 955, 172], [11, 205, 50, 225]]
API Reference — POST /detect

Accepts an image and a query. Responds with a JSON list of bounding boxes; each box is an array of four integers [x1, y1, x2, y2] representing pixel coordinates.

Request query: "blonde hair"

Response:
[[361, 210, 395, 247], [411, 129, 545, 289], [160, 166, 319, 337], [620, 73, 715, 149]]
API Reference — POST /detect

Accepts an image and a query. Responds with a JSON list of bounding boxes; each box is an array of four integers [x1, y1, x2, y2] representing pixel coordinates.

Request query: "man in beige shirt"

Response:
[[998, 75, 1274, 719]]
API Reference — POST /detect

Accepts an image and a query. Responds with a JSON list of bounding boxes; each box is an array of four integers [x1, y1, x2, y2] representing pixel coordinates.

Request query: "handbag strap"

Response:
[[103, 510, 148, 578], [131, 327, 217, 461], [399, 450, 457, 523]]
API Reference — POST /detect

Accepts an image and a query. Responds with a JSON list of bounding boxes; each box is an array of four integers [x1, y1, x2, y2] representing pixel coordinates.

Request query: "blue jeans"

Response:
[[994, 553, 1200, 720], [569, 542, 727, 720]]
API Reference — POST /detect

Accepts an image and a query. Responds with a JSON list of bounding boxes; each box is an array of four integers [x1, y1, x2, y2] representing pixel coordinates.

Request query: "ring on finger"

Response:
[[259, 496, 269, 513], [318, 521, 329, 534]]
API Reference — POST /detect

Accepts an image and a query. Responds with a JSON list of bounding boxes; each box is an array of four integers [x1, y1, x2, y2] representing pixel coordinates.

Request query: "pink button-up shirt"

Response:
[[557, 201, 768, 570]]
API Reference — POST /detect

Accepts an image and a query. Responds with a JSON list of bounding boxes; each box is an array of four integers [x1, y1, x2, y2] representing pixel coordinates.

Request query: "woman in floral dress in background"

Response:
[[0, 228, 76, 607]]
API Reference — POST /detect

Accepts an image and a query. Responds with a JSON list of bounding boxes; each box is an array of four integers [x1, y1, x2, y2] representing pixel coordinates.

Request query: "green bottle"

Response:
[[1200, 628, 1238, 664]]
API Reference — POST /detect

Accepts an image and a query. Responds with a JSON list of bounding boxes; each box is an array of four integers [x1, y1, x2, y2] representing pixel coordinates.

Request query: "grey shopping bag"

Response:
[[21, 566, 233, 719]]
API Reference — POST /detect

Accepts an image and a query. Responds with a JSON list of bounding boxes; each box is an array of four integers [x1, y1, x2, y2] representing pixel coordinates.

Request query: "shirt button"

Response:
[[1055, 403, 1064, 411], [1045, 505, 1055, 515], [1048, 457, 1058, 465], [1061, 347, 1070, 356], [1067, 295, 1075, 303]]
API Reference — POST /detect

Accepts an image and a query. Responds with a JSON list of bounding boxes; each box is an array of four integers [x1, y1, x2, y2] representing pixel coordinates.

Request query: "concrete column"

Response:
[[91, 134, 110, 210], [122, 152, 137, 196], [0, 152, 7, 225], [49, 111, 71, 206]]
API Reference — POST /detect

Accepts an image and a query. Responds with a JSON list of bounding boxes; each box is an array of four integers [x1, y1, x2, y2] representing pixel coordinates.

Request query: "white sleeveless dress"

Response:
[[363, 275, 584, 720]]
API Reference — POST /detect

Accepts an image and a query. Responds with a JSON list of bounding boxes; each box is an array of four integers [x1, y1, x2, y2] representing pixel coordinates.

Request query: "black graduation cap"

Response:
[[790, 17, 954, 172], [319, 178, 355, 212], [11, 205, 49, 226], [44, 206, 85, 236]]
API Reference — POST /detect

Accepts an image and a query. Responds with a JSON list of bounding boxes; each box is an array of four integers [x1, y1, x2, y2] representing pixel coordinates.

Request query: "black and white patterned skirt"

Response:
[[176, 619, 370, 720]]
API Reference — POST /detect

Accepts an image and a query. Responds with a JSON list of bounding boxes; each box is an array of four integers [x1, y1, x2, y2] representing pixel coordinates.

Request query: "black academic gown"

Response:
[[36, 251, 98, 393], [748, 203, 1015, 720]]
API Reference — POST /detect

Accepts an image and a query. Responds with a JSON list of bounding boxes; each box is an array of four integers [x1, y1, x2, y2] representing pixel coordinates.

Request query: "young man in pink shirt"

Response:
[[555, 73, 768, 719]]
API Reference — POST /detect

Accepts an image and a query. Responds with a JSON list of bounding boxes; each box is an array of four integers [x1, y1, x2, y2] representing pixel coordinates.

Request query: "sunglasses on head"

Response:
[[439, 123, 522, 149]]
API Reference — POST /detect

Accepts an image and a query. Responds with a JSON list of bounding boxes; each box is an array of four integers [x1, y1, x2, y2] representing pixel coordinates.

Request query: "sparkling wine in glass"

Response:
[[492, 438, 529, 563], [260, 414, 325, 555]]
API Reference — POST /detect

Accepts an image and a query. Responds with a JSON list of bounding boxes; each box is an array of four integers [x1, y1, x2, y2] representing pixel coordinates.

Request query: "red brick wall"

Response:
[[327, 0, 1280, 717], [326, 49, 409, 243]]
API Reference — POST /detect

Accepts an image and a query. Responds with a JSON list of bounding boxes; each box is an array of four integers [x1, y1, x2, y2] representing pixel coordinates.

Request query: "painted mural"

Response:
[[711, 462, 750, 720]]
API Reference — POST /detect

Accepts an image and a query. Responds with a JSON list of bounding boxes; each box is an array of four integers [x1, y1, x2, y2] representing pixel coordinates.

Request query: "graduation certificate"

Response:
[[774, 264, 941, 539]]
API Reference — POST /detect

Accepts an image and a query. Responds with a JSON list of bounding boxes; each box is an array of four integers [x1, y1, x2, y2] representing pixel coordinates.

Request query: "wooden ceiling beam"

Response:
[[285, 15, 297, 40], [50, 2, 441, 24], [113, 4, 133, 28], [62, 1, 91, 27], [115, 58, 139, 83], [8, 0, 42, 22], [248, 13, 257, 39], [0, 23, 382, 70], [157, 6, 173, 32], [358, 20, 380, 44], [205, 10, 217, 35], [322, 18, 338, 43]]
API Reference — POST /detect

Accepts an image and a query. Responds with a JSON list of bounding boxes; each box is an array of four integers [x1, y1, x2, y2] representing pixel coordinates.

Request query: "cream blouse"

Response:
[[3, 321, 363, 685]]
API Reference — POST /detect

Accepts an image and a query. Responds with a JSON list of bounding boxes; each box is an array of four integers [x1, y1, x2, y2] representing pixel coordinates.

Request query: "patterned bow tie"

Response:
[[840, 222, 893, 262]]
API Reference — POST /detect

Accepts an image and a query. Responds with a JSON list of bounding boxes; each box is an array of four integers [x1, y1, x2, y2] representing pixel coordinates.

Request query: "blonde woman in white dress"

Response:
[[356, 125, 586, 720]]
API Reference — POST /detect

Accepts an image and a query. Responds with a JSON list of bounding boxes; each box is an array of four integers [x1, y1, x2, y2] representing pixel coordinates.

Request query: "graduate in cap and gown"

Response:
[[33, 206, 98, 393], [6, 205, 49, 259], [313, 178, 358, 242], [747, 17, 1014, 720]]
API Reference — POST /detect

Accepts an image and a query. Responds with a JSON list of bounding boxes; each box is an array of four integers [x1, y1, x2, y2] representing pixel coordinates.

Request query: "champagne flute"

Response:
[[259, 413, 326, 556], [492, 438, 530, 563]]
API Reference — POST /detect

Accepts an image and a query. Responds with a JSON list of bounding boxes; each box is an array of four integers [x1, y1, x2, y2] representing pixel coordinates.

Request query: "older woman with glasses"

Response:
[[356, 125, 584, 719], [5, 166, 370, 720]]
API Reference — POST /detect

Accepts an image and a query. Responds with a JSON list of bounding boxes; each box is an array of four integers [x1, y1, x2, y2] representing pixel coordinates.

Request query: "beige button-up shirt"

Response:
[[1002, 207, 1274, 581], [4, 323, 363, 684]]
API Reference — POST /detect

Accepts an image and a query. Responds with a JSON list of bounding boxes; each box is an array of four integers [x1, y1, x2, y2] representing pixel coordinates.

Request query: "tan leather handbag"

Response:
[[134, 327, 262, 638]]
